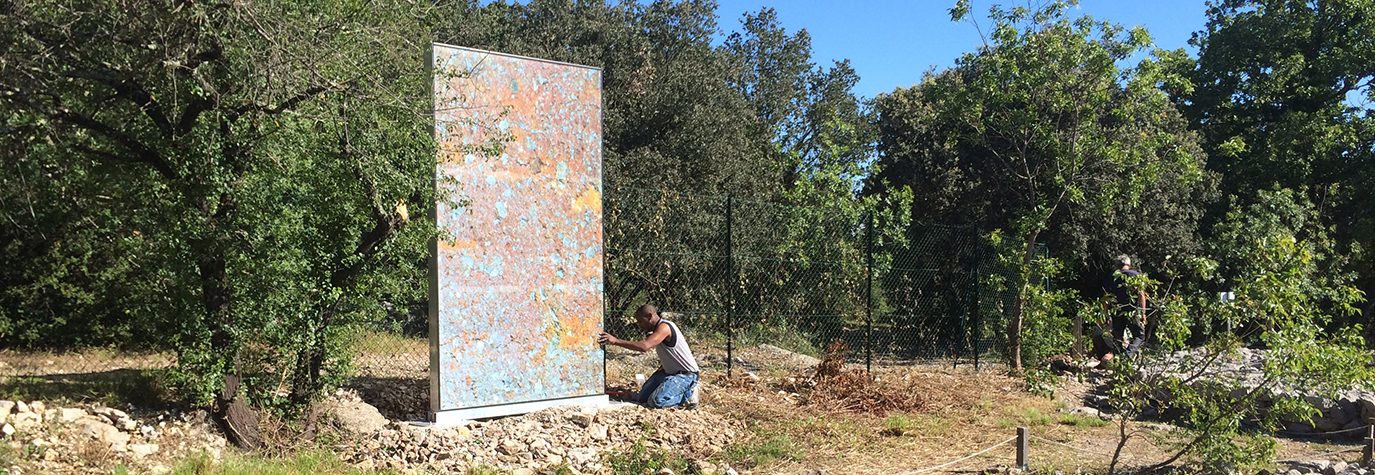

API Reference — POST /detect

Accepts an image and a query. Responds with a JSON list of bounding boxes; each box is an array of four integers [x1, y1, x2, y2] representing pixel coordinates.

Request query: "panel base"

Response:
[[432, 394, 611, 426]]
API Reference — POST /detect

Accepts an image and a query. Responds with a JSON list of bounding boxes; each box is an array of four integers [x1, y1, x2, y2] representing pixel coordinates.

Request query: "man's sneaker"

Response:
[[687, 384, 700, 406]]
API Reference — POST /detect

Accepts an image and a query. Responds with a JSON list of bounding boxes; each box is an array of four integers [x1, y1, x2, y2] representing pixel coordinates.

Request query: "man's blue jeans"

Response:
[[637, 372, 698, 408]]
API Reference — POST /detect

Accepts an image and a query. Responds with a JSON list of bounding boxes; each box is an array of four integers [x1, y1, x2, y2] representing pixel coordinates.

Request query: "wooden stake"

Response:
[[1362, 425, 1373, 467], [1017, 426, 1029, 471]]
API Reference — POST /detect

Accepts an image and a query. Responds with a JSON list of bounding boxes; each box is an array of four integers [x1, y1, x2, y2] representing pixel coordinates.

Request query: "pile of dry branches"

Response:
[[785, 341, 924, 415]]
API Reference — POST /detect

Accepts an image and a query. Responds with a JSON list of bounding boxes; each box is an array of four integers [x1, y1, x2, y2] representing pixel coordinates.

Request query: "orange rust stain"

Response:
[[571, 185, 601, 213], [581, 256, 601, 278], [557, 309, 599, 352], [437, 239, 479, 252]]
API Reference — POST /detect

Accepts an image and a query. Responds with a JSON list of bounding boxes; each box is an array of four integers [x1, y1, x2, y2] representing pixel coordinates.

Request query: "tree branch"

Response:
[[55, 110, 180, 181]]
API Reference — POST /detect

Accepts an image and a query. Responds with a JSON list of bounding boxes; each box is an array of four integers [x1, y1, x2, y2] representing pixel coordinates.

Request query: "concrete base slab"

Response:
[[431, 394, 611, 426]]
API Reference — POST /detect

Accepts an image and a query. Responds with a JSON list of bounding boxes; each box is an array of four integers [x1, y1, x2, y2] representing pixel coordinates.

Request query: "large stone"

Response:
[[498, 438, 525, 455], [569, 412, 593, 428], [1360, 397, 1375, 425], [91, 406, 130, 421], [1336, 398, 1360, 425], [567, 448, 598, 465], [130, 443, 160, 457], [81, 419, 132, 451], [333, 401, 388, 434], [57, 407, 88, 423], [1069, 407, 1101, 418], [588, 423, 608, 441], [569, 407, 596, 428], [9, 412, 40, 430], [1314, 416, 1344, 432], [757, 344, 822, 368]]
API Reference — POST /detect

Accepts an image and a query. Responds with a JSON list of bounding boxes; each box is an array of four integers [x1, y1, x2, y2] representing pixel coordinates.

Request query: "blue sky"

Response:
[[711, 0, 1212, 99]]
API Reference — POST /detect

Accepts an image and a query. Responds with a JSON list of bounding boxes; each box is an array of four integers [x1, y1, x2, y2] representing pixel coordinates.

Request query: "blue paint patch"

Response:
[[495, 202, 508, 219], [484, 255, 503, 278]]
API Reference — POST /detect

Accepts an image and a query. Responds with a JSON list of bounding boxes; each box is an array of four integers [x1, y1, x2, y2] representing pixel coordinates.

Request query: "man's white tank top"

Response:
[[654, 320, 699, 375]]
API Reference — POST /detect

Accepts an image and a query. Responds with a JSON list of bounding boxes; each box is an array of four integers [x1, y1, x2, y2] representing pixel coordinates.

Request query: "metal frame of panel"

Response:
[[429, 43, 607, 423]]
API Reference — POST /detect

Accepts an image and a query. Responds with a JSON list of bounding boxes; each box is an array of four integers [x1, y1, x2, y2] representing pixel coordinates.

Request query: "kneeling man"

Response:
[[598, 304, 700, 408]]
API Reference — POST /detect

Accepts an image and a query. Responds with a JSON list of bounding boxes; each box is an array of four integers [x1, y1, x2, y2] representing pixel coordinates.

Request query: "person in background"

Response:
[[1100, 254, 1147, 362]]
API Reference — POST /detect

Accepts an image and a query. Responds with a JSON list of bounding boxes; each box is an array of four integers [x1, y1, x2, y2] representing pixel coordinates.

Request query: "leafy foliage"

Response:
[[870, 0, 1211, 369], [1103, 189, 1371, 472], [0, 0, 446, 444], [1178, 0, 1375, 326]]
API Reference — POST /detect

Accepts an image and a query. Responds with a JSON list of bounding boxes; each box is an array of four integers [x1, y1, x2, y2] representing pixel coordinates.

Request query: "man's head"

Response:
[[1114, 254, 1132, 270], [634, 304, 660, 332]]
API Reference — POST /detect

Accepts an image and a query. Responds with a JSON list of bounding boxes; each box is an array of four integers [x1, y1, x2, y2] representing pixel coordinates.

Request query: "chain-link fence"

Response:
[[2, 186, 1021, 393], [603, 186, 1017, 378]]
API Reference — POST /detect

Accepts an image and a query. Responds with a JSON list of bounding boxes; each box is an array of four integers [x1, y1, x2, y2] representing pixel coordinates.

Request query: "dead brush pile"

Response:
[[783, 341, 925, 415]]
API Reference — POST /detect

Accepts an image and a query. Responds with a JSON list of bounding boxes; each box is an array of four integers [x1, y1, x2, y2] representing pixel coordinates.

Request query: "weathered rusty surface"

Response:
[[432, 44, 604, 411]]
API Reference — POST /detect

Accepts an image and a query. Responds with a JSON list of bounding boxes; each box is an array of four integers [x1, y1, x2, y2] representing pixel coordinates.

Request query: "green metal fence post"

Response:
[[865, 210, 874, 375], [973, 227, 984, 369], [726, 195, 734, 378], [958, 232, 978, 369]]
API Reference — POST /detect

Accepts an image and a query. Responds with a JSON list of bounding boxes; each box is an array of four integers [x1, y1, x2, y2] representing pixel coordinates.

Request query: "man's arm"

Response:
[[598, 323, 671, 353]]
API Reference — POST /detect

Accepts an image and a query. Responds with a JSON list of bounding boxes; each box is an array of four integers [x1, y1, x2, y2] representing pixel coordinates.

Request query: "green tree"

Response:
[[722, 8, 876, 193], [1177, 0, 1375, 325], [1, 0, 443, 447], [870, 0, 1210, 370], [1102, 189, 1369, 472]]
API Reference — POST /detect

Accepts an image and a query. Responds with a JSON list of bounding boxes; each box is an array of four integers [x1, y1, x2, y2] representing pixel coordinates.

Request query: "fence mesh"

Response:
[[602, 186, 1015, 378], [1, 187, 1018, 392]]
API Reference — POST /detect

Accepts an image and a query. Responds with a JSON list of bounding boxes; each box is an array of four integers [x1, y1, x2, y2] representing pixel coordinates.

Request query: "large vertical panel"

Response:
[[430, 44, 605, 419]]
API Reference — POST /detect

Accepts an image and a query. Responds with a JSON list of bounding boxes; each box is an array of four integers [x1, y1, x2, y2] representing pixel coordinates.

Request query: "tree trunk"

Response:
[[200, 250, 263, 450], [1006, 231, 1040, 372]]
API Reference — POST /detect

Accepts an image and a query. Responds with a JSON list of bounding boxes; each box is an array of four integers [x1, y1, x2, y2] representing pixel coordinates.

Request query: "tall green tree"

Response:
[[722, 8, 876, 193], [1, 0, 442, 446], [870, 0, 1211, 370], [1177, 0, 1375, 322]]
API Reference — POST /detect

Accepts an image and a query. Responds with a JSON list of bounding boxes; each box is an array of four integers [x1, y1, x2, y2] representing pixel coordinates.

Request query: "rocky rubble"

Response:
[[0, 398, 227, 474], [336, 402, 743, 474], [1141, 348, 1375, 435], [1274, 459, 1370, 475]]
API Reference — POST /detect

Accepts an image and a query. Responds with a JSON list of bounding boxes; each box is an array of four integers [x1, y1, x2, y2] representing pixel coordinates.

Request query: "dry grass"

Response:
[[345, 331, 427, 379], [705, 359, 1183, 474], [0, 348, 174, 377]]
